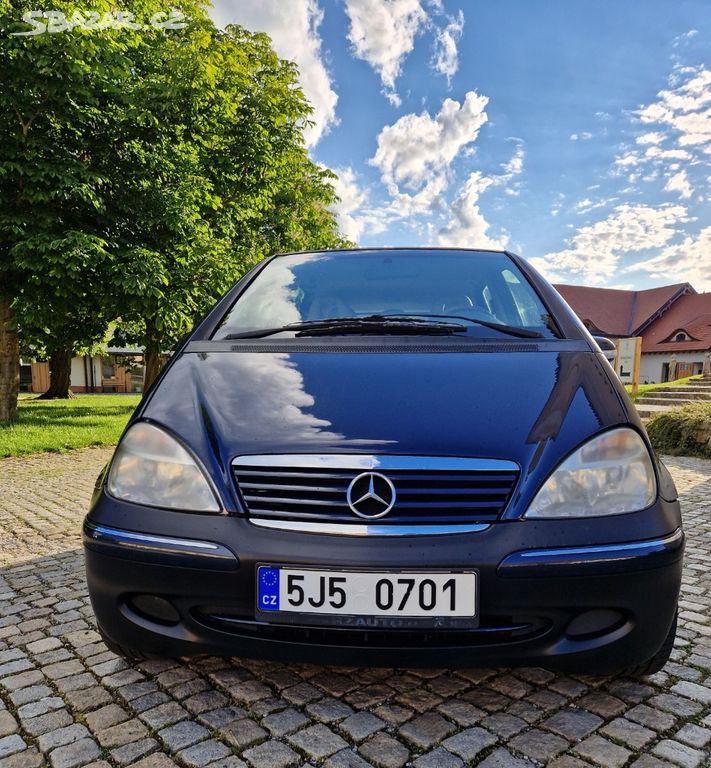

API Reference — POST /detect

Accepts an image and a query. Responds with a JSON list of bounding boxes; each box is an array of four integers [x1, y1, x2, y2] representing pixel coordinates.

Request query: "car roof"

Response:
[[273, 246, 513, 258]]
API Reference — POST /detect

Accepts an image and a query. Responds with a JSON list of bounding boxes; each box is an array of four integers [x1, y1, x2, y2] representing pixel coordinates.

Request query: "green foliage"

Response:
[[646, 401, 711, 458], [0, 394, 141, 456], [1, 2, 350, 368]]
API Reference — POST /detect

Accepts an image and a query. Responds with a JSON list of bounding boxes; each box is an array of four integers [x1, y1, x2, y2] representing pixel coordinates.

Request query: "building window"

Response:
[[674, 332, 688, 342]]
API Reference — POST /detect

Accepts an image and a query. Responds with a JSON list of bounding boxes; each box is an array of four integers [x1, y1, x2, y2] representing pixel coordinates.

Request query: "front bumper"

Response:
[[83, 493, 684, 673]]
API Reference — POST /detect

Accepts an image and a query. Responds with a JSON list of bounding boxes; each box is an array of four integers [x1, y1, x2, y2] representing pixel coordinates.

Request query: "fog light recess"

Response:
[[566, 609, 625, 640], [129, 595, 180, 625]]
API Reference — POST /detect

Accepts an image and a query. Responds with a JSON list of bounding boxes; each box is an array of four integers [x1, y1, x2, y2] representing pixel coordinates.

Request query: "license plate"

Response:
[[257, 566, 476, 618]]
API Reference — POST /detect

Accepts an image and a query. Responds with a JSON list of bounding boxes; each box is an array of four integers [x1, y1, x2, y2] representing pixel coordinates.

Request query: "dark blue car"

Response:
[[84, 248, 683, 674]]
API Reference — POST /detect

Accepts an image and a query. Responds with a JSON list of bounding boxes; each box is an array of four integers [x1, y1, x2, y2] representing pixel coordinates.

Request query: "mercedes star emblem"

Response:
[[346, 472, 396, 519]]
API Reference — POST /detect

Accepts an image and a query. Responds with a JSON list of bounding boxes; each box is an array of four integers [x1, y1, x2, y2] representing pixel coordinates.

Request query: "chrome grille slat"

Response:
[[233, 454, 519, 526]]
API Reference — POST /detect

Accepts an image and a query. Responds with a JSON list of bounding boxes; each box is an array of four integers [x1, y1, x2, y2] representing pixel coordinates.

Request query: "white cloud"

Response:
[[328, 167, 368, 242], [209, 0, 337, 147], [434, 172, 506, 248], [638, 66, 711, 149], [344, 0, 427, 105], [570, 132, 593, 141], [370, 91, 489, 204], [631, 226, 711, 290], [636, 131, 666, 145], [532, 204, 689, 285], [672, 29, 699, 48], [431, 10, 464, 82], [665, 169, 693, 199]]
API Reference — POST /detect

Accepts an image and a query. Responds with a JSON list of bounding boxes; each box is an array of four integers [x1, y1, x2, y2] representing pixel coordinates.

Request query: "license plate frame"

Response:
[[255, 564, 479, 629]]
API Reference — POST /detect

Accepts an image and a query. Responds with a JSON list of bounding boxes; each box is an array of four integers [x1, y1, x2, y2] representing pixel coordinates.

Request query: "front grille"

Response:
[[232, 455, 519, 525], [194, 610, 550, 647]]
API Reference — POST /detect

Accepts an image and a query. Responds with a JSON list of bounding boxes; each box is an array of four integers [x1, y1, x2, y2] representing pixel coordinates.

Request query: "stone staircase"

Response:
[[635, 374, 711, 419]]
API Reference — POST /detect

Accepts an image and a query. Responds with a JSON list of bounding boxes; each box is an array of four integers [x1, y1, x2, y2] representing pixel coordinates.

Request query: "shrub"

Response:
[[646, 401, 711, 458]]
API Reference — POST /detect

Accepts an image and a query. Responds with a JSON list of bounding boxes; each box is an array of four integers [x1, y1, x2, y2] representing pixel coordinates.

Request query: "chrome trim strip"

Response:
[[83, 522, 238, 566], [249, 519, 490, 536], [512, 528, 683, 560], [232, 454, 519, 472], [498, 528, 684, 577]]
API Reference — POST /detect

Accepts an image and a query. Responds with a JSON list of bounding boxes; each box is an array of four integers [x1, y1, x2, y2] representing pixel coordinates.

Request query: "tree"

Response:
[[0, 0, 194, 402], [0, 4, 350, 413], [106, 22, 350, 386]]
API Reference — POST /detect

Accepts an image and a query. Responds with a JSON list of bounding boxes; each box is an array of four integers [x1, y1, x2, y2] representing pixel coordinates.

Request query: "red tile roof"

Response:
[[554, 283, 693, 337], [642, 293, 711, 353]]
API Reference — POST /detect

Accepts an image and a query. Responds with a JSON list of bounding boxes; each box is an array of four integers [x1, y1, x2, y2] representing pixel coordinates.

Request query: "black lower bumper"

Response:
[[83, 503, 684, 673]]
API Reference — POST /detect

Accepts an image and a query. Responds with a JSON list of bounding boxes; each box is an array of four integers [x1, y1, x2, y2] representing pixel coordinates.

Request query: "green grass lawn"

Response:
[[625, 375, 702, 402], [0, 394, 141, 457]]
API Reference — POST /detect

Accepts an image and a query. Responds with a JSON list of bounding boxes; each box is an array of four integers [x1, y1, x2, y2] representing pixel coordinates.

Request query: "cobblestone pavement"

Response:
[[1, 448, 711, 768]]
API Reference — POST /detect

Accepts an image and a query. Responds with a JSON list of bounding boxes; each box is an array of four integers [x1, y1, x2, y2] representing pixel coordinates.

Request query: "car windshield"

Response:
[[214, 250, 559, 339]]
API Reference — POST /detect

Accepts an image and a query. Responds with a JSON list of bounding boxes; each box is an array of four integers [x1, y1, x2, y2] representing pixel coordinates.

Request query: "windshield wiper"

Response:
[[372, 313, 543, 339], [222, 316, 468, 340]]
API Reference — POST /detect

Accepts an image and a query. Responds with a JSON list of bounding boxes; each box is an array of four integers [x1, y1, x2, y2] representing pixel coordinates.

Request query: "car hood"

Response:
[[139, 346, 634, 514]]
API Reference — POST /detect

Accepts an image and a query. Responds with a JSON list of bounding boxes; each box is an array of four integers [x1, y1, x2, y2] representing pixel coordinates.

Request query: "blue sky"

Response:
[[211, 0, 711, 291]]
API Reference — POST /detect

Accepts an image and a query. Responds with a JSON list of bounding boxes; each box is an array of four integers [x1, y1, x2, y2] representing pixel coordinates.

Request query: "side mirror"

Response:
[[592, 336, 616, 352], [593, 336, 616, 365]]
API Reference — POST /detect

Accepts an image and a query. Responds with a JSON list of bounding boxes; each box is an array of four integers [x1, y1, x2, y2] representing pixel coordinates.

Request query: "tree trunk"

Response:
[[143, 346, 164, 390], [0, 295, 20, 422], [39, 348, 76, 399]]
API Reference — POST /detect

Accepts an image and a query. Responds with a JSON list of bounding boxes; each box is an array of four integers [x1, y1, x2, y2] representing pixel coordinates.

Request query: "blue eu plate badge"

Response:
[[258, 567, 280, 611]]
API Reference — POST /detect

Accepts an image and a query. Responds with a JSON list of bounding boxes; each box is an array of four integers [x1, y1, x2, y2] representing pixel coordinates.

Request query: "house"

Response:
[[21, 348, 146, 394], [555, 282, 711, 383]]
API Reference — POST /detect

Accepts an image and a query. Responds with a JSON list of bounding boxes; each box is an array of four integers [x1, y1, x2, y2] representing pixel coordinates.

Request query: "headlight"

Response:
[[526, 428, 656, 518], [107, 422, 220, 512]]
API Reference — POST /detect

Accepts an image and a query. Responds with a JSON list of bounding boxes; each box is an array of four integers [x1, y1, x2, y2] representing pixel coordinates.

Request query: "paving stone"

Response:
[[324, 749, 373, 768], [85, 704, 128, 732], [575, 734, 632, 768], [443, 726, 497, 761], [479, 747, 533, 768], [95, 717, 148, 747], [289, 723, 348, 760], [64, 686, 113, 713], [9, 684, 53, 706], [243, 740, 301, 768], [544, 707, 604, 740], [0, 746, 43, 768], [17, 696, 64, 720], [675, 723, 711, 748], [22, 708, 73, 736], [601, 717, 656, 749], [158, 720, 209, 752], [670, 681, 711, 704], [412, 746, 463, 768], [307, 698, 355, 723], [435, 700, 482, 726], [339, 712, 384, 742], [48, 738, 100, 768], [359, 733, 409, 768], [399, 712, 456, 749], [140, 701, 188, 729], [626, 704, 677, 732], [262, 708, 309, 737], [0, 714, 16, 739], [652, 739, 705, 768], [509, 729, 568, 762], [197, 705, 246, 729], [176, 739, 231, 768], [0, 736, 25, 760], [222, 718, 268, 749], [480, 713, 527, 738], [109, 738, 158, 766], [131, 755, 182, 768], [38, 723, 90, 752]]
